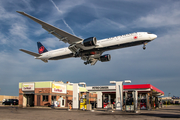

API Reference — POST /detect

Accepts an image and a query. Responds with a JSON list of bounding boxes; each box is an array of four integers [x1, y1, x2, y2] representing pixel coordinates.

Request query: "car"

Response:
[[175, 101, 179, 104], [2, 99, 19, 105]]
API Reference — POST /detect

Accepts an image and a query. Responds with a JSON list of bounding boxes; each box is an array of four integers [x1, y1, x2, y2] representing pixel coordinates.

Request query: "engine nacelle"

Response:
[[83, 37, 97, 47], [100, 54, 111, 62]]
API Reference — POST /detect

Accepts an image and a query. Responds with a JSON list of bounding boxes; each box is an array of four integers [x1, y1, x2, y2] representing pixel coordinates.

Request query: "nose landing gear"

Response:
[[143, 46, 146, 50], [143, 42, 148, 50]]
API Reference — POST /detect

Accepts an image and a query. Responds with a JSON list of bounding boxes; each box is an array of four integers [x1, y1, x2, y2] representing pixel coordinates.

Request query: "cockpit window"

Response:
[[147, 32, 152, 34]]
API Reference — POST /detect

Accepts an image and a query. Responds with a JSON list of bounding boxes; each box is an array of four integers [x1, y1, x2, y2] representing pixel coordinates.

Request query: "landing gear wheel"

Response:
[[84, 60, 91, 65], [143, 46, 146, 50]]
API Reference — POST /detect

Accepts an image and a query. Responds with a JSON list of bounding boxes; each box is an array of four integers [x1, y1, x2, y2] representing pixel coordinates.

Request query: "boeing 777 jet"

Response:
[[17, 11, 157, 65]]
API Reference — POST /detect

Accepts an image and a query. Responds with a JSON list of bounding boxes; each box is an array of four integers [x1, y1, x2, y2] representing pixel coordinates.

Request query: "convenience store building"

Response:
[[19, 81, 96, 107]]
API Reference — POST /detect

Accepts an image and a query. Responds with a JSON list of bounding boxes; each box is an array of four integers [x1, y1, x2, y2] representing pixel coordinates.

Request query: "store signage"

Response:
[[92, 86, 109, 90], [22, 83, 34, 91], [52, 82, 66, 94]]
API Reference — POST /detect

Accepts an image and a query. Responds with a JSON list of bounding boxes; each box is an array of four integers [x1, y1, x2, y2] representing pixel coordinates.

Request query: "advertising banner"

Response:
[[22, 83, 34, 91], [52, 82, 66, 94]]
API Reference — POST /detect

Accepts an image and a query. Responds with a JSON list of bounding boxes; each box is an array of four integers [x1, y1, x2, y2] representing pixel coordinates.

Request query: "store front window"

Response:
[[43, 95, 48, 101], [51, 96, 56, 101]]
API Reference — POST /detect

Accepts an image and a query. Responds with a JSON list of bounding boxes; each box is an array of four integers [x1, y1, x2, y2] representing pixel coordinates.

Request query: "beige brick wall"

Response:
[[0, 95, 19, 102]]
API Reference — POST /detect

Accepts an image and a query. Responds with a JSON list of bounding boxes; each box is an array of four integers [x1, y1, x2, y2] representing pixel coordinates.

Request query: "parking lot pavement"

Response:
[[0, 105, 179, 120]]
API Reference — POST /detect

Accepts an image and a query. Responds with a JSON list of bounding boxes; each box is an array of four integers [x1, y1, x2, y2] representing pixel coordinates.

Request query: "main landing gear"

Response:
[[84, 59, 92, 65], [84, 58, 92, 65], [84, 61, 89, 65]]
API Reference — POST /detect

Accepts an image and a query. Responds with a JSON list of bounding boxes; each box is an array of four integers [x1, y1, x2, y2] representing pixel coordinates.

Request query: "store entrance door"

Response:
[[23, 92, 34, 107], [37, 95, 40, 106], [61, 98, 65, 107], [27, 94, 34, 107]]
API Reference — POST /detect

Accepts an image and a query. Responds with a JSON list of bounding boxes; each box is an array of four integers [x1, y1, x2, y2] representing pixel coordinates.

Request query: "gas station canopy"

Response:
[[123, 84, 164, 96]]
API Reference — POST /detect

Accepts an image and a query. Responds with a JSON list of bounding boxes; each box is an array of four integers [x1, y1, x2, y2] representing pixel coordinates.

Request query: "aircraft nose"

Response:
[[150, 34, 157, 40]]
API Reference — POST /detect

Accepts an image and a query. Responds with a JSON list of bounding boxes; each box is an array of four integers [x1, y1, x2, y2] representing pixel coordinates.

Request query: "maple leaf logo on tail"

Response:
[[39, 46, 45, 54], [37, 42, 48, 54]]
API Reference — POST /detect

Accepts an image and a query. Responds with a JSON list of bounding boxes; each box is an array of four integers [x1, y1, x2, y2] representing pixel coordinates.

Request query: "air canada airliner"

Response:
[[17, 11, 157, 65]]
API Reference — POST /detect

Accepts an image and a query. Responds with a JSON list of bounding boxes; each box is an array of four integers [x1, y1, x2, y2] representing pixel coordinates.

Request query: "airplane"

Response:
[[17, 11, 157, 65]]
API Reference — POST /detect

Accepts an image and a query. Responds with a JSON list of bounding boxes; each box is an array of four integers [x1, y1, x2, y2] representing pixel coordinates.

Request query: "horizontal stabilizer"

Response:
[[20, 49, 41, 57], [41, 59, 48, 63]]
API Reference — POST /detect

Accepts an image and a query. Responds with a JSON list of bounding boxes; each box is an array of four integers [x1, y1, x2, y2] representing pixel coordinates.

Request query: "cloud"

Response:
[[134, 2, 180, 28], [50, 0, 84, 15], [41, 37, 68, 49], [0, 0, 34, 48], [9, 23, 28, 40], [81, 18, 127, 38], [0, 33, 7, 45], [49, 0, 63, 14], [84, 18, 126, 30], [0, 7, 18, 21], [0, 0, 33, 21], [1, 18, 33, 48], [49, 0, 84, 35]]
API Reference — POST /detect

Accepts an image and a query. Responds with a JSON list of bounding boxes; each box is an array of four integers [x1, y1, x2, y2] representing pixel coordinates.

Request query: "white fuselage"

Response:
[[36, 32, 157, 60]]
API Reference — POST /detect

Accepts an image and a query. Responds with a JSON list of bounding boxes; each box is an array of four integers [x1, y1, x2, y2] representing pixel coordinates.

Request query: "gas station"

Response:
[[19, 80, 164, 112], [86, 80, 164, 111]]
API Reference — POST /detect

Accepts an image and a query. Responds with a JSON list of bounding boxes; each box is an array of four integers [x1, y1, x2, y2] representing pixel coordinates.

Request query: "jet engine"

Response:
[[100, 54, 111, 62], [83, 37, 97, 47]]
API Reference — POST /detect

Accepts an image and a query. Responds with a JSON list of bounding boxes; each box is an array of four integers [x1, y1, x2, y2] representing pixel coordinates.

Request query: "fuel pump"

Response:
[[80, 93, 86, 110], [80, 92, 90, 110], [140, 94, 147, 110], [125, 91, 135, 111]]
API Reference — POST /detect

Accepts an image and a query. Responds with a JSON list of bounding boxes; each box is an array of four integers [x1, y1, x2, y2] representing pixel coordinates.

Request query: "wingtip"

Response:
[[16, 11, 24, 14], [19, 49, 25, 52]]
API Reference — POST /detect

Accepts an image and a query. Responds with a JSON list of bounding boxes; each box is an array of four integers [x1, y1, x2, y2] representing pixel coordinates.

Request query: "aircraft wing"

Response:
[[20, 49, 41, 57], [17, 11, 83, 44]]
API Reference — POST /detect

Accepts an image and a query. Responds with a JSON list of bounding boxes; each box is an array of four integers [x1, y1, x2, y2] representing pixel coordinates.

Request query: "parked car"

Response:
[[2, 99, 18, 105], [174, 101, 179, 104]]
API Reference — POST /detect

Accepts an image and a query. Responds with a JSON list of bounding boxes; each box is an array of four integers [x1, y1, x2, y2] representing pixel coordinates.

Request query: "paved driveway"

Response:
[[0, 105, 179, 120]]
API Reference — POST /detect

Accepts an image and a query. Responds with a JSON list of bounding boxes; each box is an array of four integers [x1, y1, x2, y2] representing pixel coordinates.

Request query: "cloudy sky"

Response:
[[0, 0, 180, 97]]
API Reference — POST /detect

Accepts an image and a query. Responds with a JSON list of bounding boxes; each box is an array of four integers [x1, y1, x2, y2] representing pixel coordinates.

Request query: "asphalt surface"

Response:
[[0, 105, 180, 120]]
